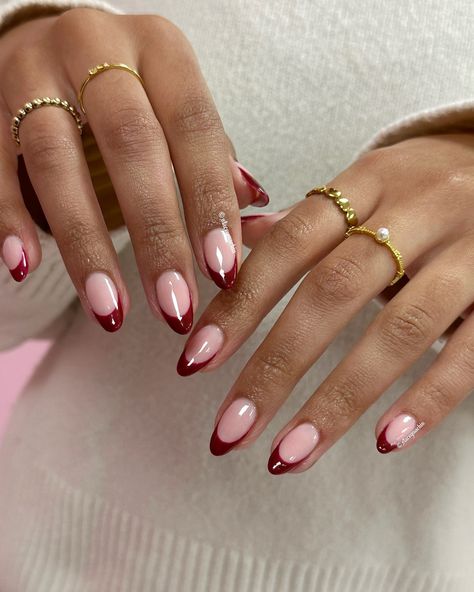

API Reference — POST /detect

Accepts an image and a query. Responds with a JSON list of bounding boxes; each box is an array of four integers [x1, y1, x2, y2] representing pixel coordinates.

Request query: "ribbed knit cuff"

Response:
[[354, 99, 474, 353]]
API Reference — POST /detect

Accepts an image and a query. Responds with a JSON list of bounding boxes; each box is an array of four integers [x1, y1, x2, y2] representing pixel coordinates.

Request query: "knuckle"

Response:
[[23, 128, 77, 175], [54, 7, 106, 32], [60, 219, 102, 264], [318, 377, 366, 426], [139, 217, 185, 264], [379, 302, 434, 352], [421, 381, 454, 417], [252, 347, 294, 386], [172, 95, 222, 137], [102, 105, 161, 155], [453, 339, 474, 377], [309, 255, 364, 307], [191, 172, 231, 215], [265, 212, 315, 258], [7, 46, 39, 77]]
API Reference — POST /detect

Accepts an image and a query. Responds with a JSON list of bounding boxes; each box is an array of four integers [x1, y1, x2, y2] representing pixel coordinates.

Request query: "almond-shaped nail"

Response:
[[376, 413, 418, 454], [156, 270, 193, 334], [2, 235, 28, 282], [236, 162, 269, 207], [204, 228, 237, 290], [85, 272, 123, 333], [210, 397, 257, 456], [177, 324, 224, 376], [268, 422, 319, 475]]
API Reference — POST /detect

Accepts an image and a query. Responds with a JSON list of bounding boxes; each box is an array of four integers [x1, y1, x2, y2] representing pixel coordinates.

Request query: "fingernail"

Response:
[[204, 228, 237, 290], [177, 324, 224, 376], [210, 397, 257, 456], [2, 235, 28, 282], [85, 272, 123, 333], [268, 422, 319, 475], [376, 413, 418, 454], [156, 270, 193, 334], [236, 162, 269, 207], [241, 212, 287, 225]]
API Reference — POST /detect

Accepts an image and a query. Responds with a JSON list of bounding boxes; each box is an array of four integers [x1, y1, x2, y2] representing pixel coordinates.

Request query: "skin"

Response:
[[187, 133, 474, 471], [0, 9, 260, 329]]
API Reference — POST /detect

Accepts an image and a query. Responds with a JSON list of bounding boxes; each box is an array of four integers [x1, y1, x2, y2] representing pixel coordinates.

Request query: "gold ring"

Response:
[[78, 63, 145, 114], [345, 225, 405, 286], [306, 185, 359, 227], [11, 97, 83, 146]]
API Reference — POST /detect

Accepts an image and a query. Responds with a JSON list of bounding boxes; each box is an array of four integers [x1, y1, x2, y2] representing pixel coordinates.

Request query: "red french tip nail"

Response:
[[267, 446, 294, 475], [9, 250, 28, 282], [160, 304, 193, 335], [94, 297, 123, 333], [206, 258, 237, 290], [209, 426, 238, 456], [176, 351, 217, 377], [376, 426, 397, 454], [237, 163, 269, 207], [241, 215, 268, 224]]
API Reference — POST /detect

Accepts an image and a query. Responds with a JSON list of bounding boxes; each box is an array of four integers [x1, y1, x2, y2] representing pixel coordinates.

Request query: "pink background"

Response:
[[0, 342, 50, 439]]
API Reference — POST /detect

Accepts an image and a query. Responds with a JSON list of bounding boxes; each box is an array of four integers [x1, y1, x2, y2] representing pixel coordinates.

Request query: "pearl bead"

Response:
[[376, 227, 390, 242]]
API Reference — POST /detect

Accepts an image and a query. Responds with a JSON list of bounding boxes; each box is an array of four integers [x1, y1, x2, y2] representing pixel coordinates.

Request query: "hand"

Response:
[[176, 133, 474, 473], [0, 8, 268, 333]]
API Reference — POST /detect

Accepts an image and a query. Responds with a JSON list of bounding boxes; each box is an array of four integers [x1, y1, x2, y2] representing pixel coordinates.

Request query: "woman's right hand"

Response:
[[0, 7, 268, 333]]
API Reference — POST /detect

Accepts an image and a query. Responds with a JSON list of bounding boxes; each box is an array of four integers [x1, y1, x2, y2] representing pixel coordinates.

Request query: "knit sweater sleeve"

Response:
[[0, 0, 127, 352], [353, 99, 474, 353]]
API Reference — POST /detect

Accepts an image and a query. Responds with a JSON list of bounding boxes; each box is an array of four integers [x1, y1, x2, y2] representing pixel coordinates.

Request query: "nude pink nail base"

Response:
[[376, 413, 418, 454], [156, 271, 193, 334], [268, 422, 320, 475], [2, 235, 28, 282], [85, 272, 123, 333], [203, 228, 237, 290], [210, 398, 257, 456], [177, 324, 224, 377]]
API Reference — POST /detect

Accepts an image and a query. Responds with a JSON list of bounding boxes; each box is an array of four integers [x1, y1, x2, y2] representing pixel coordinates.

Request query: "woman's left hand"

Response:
[[175, 132, 474, 474]]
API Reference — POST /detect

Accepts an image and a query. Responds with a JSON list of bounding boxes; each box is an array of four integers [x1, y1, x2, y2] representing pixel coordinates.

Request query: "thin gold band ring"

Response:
[[78, 62, 145, 114], [345, 225, 405, 286]]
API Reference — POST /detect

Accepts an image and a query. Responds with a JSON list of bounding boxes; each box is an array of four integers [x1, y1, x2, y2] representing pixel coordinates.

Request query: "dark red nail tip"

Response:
[[94, 297, 123, 333], [376, 426, 397, 454], [206, 257, 237, 290], [160, 304, 193, 335], [209, 426, 239, 456], [267, 446, 295, 475], [9, 250, 28, 282], [177, 351, 217, 377], [237, 164, 269, 207]]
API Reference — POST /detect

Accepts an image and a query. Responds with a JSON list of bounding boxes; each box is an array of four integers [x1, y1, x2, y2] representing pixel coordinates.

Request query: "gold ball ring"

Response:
[[345, 225, 405, 286], [306, 185, 359, 227], [11, 97, 83, 146], [78, 63, 145, 114]]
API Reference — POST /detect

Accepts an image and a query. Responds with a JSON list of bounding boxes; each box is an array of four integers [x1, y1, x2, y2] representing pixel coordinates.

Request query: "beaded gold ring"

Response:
[[305, 185, 359, 227], [78, 63, 145, 114], [11, 97, 83, 146], [345, 225, 405, 286]]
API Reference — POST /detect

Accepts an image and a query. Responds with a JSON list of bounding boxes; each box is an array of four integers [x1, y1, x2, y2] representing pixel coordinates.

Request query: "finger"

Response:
[[140, 21, 243, 289], [175, 161, 389, 376], [241, 207, 295, 249], [375, 310, 474, 454], [4, 64, 128, 332], [263, 237, 473, 473], [0, 99, 41, 281]]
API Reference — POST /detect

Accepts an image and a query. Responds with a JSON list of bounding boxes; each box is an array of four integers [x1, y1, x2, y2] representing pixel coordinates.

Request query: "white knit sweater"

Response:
[[0, 1, 473, 591]]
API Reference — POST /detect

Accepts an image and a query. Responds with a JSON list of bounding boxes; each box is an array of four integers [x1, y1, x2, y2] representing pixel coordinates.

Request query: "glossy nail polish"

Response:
[[177, 324, 224, 376], [210, 397, 257, 456], [376, 413, 418, 453], [236, 162, 269, 207], [204, 228, 237, 290], [156, 270, 193, 334], [268, 422, 319, 475], [2, 236, 28, 282], [85, 272, 123, 333]]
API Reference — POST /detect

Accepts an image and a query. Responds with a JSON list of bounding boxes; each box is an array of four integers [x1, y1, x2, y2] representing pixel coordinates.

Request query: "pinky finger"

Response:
[[375, 310, 474, 454], [0, 116, 41, 282]]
